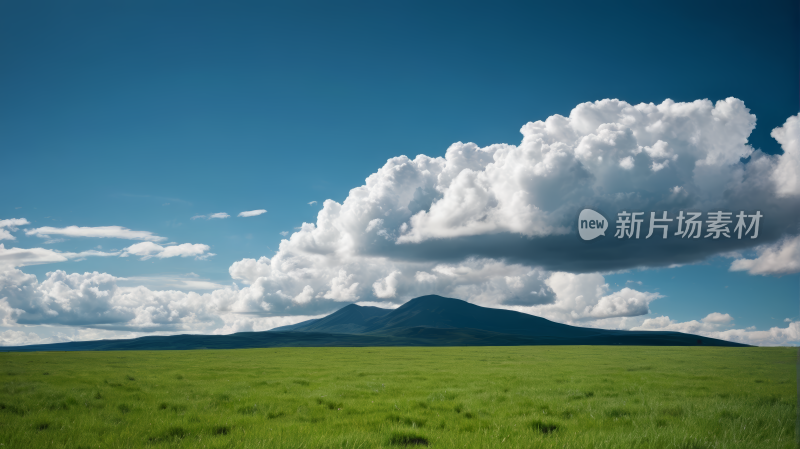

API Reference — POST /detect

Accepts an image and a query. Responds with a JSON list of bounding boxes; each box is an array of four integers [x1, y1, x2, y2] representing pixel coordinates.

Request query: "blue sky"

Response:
[[0, 0, 798, 346]]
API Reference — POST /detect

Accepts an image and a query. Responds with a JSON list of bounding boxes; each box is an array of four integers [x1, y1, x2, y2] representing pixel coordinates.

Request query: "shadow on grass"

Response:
[[0, 402, 26, 416], [388, 431, 429, 446], [158, 402, 187, 412], [531, 419, 559, 434], [212, 425, 230, 435], [316, 397, 343, 410]]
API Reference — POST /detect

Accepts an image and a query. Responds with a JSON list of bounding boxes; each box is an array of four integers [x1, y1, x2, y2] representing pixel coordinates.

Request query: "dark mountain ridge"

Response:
[[292, 304, 390, 334], [294, 295, 602, 337], [0, 295, 748, 351]]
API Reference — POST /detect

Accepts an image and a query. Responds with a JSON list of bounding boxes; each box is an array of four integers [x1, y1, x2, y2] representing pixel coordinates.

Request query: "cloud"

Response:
[[0, 314, 325, 345], [0, 268, 225, 330], [323, 270, 360, 301], [395, 98, 762, 245], [0, 267, 328, 332], [226, 99, 800, 286], [308, 201, 317, 205], [211, 314, 326, 335], [0, 244, 119, 268], [26, 225, 166, 242], [0, 326, 179, 347], [373, 271, 401, 299], [238, 209, 267, 217], [729, 234, 800, 275], [771, 114, 800, 197], [196, 100, 799, 317], [227, 253, 559, 315], [0, 218, 30, 229], [280, 231, 289, 236], [0, 269, 130, 326], [632, 315, 799, 346], [192, 213, 230, 220], [0, 218, 29, 241], [121, 242, 214, 260], [0, 239, 213, 268], [701, 312, 734, 324], [0, 329, 49, 346], [497, 272, 661, 324]]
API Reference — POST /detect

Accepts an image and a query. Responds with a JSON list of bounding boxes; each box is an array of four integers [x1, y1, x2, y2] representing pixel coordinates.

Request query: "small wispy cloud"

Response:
[[0, 218, 30, 241], [0, 238, 215, 268], [0, 243, 120, 268], [192, 212, 230, 220], [308, 201, 317, 205], [25, 225, 166, 242], [238, 209, 267, 218], [280, 231, 289, 236]]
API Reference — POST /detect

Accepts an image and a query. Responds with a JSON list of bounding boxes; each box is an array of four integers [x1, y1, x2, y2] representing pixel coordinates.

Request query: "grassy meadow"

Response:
[[0, 346, 795, 449]]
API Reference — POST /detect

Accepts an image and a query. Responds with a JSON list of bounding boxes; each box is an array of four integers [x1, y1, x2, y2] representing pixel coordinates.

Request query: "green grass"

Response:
[[0, 346, 794, 448]]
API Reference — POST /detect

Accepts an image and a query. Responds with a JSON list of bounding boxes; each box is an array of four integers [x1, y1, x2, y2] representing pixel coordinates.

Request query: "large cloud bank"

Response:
[[0, 268, 320, 333], [2, 98, 799, 346], [222, 98, 799, 311]]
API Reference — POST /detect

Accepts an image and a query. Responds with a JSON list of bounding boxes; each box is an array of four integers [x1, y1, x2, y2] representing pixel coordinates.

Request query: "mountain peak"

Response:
[[291, 302, 391, 334], [399, 295, 473, 309]]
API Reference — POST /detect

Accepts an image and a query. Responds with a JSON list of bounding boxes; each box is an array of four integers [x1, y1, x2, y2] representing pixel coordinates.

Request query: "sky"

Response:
[[0, 0, 798, 346]]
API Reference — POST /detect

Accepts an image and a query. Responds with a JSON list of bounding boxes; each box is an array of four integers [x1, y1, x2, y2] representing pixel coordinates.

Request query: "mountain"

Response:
[[291, 295, 601, 337], [0, 295, 749, 351], [290, 304, 391, 334]]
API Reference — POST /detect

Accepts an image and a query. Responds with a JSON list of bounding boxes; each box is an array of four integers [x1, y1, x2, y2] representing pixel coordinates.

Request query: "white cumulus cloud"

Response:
[[632, 315, 799, 346], [198, 99, 800, 318], [701, 312, 734, 324], [771, 114, 800, 197], [729, 234, 800, 275], [501, 272, 661, 324]]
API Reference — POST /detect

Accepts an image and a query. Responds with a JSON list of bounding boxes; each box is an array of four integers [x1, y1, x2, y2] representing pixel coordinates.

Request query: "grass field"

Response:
[[0, 346, 795, 448]]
